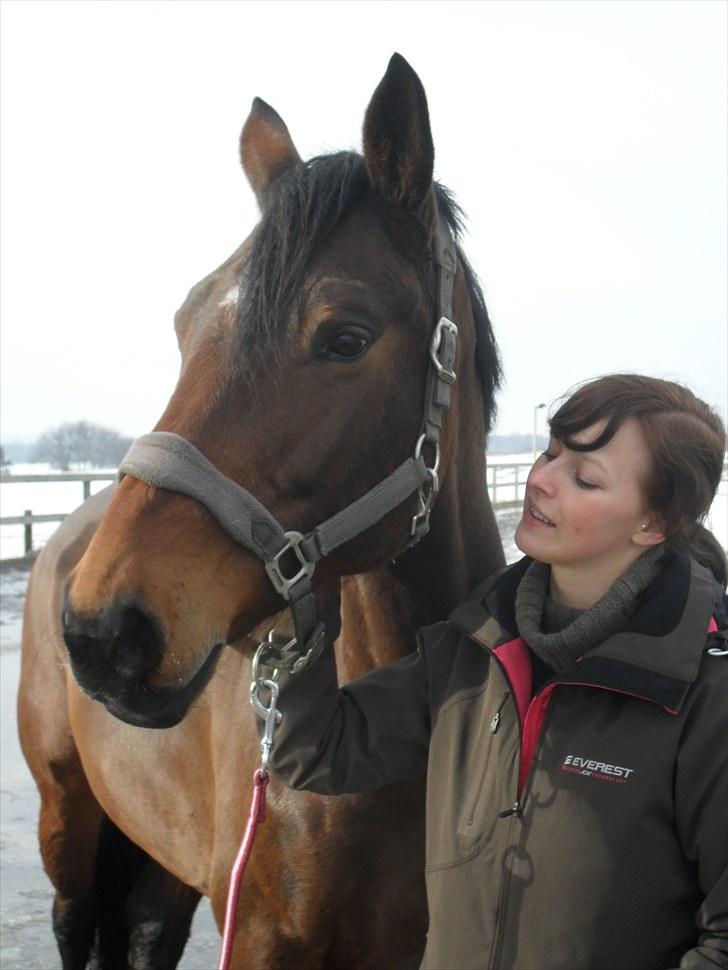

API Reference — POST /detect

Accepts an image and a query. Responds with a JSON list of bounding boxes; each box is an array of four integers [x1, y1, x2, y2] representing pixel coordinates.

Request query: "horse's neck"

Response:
[[337, 431, 504, 682]]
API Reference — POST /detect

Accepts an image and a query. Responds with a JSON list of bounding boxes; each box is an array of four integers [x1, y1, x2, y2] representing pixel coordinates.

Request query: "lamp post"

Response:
[[532, 403, 546, 460]]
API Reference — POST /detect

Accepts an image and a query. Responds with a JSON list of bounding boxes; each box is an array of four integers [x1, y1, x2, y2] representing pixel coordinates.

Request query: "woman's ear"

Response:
[[632, 514, 666, 548]]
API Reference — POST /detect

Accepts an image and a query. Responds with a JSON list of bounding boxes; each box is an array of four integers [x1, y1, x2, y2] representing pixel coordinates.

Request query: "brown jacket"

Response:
[[268, 554, 728, 969]]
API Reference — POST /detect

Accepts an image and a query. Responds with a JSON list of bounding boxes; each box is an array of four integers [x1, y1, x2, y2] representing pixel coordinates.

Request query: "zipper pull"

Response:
[[497, 801, 521, 819], [490, 691, 509, 734]]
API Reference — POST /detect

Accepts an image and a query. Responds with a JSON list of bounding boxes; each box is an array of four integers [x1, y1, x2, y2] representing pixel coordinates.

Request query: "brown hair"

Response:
[[549, 374, 727, 586]]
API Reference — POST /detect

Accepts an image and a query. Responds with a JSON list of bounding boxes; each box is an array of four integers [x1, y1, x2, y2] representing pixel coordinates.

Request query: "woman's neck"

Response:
[[549, 547, 647, 610]]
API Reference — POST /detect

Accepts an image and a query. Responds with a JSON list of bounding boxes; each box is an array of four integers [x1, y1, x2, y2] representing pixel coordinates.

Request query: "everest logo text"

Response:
[[561, 754, 635, 784]]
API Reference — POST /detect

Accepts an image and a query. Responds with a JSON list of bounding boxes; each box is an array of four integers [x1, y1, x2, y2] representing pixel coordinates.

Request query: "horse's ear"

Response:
[[240, 98, 301, 208], [363, 53, 434, 212]]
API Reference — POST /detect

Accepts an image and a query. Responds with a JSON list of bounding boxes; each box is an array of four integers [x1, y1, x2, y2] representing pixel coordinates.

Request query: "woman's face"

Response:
[[515, 418, 663, 580]]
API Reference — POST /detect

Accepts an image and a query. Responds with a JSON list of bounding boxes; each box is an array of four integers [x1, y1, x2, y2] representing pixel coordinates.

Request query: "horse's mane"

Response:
[[235, 151, 501, 434]]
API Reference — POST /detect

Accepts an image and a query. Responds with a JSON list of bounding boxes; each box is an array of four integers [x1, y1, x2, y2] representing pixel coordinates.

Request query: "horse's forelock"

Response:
[[229, 153, 500, 429], [231, 152, 370, 375]]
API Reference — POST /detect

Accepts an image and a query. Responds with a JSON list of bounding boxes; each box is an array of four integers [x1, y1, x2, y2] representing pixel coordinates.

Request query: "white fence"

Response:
[[0, 462, 531, 560], [2, 459, 726, 561], [486, 461, 532, 508], [1, 471, 116, 559]]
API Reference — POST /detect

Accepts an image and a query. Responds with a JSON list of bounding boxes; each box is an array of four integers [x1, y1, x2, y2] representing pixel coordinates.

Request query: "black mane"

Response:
[[234, 151, 501, 433]]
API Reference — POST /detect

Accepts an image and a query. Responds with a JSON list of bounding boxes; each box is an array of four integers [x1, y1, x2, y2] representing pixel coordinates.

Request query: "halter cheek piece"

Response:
[[118, 215, 458, 670]]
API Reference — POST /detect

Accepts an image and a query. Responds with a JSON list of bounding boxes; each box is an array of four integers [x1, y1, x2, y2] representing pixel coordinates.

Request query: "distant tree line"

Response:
[[2, 429, 548, 472], [31, 421, 133, 471], [486, 433, 548, 455]]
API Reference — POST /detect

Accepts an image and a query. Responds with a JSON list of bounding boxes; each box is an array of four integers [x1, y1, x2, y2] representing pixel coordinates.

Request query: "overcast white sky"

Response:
[[1, 0, 726, 444]]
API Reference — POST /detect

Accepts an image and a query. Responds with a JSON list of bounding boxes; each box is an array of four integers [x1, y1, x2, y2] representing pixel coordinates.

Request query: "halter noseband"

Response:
[[118, 214, 458, 665]]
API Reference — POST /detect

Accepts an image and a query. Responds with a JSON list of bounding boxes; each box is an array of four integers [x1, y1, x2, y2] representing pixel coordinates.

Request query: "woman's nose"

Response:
[[528, 457, 557, 496]]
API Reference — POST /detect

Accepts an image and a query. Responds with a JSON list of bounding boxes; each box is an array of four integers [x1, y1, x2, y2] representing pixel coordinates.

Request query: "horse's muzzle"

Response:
[[61, 594, 222, 728]]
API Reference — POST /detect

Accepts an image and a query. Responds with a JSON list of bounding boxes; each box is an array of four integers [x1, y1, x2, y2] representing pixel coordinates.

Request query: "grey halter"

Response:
[[118, 215, 458, 666]]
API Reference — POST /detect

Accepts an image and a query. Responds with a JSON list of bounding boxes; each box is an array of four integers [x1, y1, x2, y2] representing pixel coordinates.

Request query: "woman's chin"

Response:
[[513, 519, 531, 556], [514, 520, 553, 563]]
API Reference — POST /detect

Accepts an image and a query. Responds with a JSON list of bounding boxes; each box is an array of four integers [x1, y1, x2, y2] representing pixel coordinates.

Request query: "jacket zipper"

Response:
[[488, 695, 558, 970], [484, 652, 554, 969], [487, 811, 520, 970]]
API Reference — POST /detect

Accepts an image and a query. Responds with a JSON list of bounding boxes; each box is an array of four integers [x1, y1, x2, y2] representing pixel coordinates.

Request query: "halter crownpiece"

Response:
[[118, 212, 458, 664]]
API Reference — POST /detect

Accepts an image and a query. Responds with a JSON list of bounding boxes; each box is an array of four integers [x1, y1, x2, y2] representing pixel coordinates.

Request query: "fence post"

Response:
[[24, 509, 33, 556], [83, 479, 91, 500]]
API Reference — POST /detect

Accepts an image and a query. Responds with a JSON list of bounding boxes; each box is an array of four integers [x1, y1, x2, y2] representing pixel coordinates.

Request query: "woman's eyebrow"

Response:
[[578, 453, 609, 475], [560, 441, 610, 475]]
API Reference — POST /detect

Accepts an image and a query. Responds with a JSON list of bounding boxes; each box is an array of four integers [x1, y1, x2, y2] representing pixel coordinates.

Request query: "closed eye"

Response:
[[542, 446, 599, 489]]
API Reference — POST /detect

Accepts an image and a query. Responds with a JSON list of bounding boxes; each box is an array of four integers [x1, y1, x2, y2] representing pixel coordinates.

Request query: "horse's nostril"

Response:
[[63, 599, 164, 686], [114, 606, 162, 680]]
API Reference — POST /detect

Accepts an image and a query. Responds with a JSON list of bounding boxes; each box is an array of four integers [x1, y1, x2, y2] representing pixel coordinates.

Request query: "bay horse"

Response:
[[18, 54, 504, 969]]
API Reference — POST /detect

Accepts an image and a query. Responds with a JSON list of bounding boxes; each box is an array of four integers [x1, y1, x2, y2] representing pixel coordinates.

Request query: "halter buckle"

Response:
[[430, 317, 458, 385], [264, 531, 315, 600], [410, 466, 439, 538]]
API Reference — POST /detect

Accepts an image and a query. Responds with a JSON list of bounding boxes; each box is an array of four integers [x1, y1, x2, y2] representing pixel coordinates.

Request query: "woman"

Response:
[[264, 374, 727, 970]]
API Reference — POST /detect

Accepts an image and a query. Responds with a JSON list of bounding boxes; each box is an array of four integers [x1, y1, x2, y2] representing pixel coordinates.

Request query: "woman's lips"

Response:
[[525, 503, 556, 527]]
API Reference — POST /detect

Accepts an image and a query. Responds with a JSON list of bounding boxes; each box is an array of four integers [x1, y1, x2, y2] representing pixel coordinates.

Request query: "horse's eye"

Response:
[[321, 330, 370, 361]]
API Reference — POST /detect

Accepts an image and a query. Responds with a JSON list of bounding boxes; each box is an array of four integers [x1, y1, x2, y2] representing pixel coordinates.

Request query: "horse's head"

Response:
[[62, 54, 500, 728]]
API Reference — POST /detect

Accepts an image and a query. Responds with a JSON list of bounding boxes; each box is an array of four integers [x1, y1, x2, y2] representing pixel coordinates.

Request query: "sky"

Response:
[[1, 0, 726, 444]]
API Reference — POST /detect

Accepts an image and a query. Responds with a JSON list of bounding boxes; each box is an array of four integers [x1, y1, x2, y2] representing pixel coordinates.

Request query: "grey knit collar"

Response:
[[515, 545, 666, 672]]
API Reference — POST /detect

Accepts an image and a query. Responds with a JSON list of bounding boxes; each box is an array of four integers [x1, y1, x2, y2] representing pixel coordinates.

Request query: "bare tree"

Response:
[[33, 421, 133, 470]]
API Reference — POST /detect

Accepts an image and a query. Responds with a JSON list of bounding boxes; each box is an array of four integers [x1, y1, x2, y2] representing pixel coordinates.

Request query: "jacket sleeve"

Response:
[[676, 653, 728, 969], [262, 628, 439, 795]]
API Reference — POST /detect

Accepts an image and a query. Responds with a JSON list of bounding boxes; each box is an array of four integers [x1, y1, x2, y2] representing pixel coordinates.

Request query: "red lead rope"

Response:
[[218, 768, 270, 970]]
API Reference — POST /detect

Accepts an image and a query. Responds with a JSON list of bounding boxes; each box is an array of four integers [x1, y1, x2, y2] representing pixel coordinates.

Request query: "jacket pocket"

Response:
[[425, 686, 516, 869], [462, 690, 510, 829]]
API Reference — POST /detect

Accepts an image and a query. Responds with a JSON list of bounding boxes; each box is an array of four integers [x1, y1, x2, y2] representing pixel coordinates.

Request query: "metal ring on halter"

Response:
[[410, 467, 439, 537], [252, 629, 303, 678], [429, 317, 458, 384], [414, 433, 441, 476]]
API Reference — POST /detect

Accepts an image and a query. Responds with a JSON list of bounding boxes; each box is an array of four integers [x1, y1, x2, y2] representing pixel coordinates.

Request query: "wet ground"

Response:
[[0, 507, 522, 969]]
